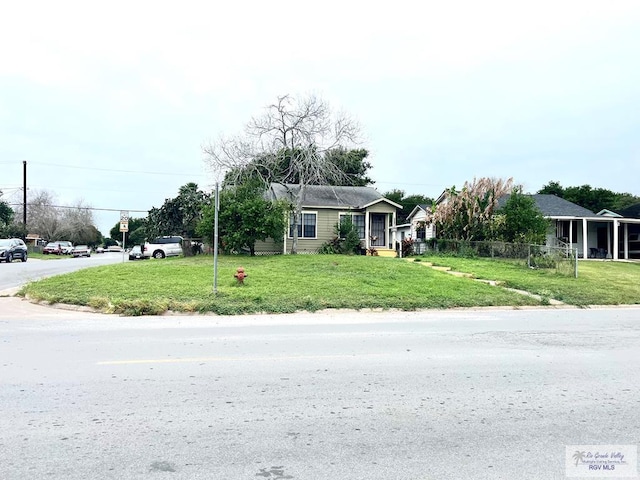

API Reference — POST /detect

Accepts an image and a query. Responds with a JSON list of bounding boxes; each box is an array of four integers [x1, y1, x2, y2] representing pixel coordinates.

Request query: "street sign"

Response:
[[120, 210, 129, 222], [120, 221, 129, 232]]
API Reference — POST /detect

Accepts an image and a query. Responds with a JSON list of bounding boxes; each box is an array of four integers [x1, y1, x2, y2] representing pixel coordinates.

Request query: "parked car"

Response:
[[95, 246, 104, 253], [0, 238, 28, 263], [58, 241, 74, 255], [106, 245, 123, 252], [72, 245, 91, 257], [128, 245, 146, 261], [43, 242, 63, 255], [143, 236, 183, 259]]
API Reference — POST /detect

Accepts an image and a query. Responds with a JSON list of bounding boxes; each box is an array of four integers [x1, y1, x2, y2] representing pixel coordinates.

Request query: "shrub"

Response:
[[319, 217, 362, 255]]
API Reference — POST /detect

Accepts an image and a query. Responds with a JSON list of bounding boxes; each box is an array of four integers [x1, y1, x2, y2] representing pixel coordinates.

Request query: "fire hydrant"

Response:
[[234, 267, 247, 285]]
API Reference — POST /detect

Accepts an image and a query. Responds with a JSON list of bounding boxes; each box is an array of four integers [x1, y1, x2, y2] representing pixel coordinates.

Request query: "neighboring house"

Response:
[[255, 183, 402, 255], [498, 194, 640, 260], [394, 204, 435, 254], [616, 203, 640, 258], [25, 233, 46, 247]]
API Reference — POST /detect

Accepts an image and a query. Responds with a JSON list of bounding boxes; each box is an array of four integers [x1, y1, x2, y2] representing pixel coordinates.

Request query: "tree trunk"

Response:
[[290, 183, 306, 254]]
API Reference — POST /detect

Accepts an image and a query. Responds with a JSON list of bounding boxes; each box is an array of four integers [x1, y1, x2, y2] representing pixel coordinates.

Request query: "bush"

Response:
[[319, 217, 362, 255], [401, 238, 414, 257]]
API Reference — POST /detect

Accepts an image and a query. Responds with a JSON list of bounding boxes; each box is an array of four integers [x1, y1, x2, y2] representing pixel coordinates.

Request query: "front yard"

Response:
[[19, 255, 640, 315], [418, 255, 640, 306]]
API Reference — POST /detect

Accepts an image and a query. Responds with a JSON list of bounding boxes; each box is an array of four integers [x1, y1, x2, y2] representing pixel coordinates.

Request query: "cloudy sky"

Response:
[[1, 1, 639, 236]]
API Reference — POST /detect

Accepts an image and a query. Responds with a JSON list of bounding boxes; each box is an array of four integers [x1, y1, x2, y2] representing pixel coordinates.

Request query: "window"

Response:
[[289, 212, 317, 238], [339, 213, 365, 239]]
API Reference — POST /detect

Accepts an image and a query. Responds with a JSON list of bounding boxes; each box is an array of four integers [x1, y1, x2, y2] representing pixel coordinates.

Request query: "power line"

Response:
[[8, 202, 149, 213], [28, 161, 208, 177]]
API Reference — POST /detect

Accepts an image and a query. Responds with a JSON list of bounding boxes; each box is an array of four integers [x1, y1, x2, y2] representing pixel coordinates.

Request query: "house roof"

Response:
[[498, 194, 595, 217], [617, 203, 640, 219], [267, 183, 401, 209], [596, 209, 623, 217], [407, 204, 430, 221]]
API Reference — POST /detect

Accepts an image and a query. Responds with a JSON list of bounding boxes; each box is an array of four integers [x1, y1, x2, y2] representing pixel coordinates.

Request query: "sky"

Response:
[[1, 0, 639, 236]]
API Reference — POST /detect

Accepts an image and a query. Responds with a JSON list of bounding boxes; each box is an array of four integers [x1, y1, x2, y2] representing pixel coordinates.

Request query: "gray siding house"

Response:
[[254, 183, 401, 255]]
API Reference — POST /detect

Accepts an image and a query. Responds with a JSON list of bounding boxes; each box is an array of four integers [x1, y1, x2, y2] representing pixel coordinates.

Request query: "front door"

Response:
[[370, 214, 385, 246], [597, 226, 608, 250]]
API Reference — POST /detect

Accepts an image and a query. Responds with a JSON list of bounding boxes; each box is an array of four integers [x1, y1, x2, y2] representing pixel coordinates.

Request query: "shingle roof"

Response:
[[268, 183, 397, 209], [498, 194, 595, 217], [617, 203, 640, 219]]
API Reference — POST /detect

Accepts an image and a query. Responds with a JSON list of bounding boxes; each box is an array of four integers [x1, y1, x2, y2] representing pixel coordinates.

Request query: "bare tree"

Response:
[[203, 94, 360, 253], [14, 190, 96, 242]]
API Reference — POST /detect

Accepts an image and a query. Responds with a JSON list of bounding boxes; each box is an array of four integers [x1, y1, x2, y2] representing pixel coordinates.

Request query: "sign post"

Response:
[[120, 211, 129, 263]]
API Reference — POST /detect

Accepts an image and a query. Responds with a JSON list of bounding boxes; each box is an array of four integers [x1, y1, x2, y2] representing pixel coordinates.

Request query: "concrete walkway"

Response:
[[407, 259, 566, 306]]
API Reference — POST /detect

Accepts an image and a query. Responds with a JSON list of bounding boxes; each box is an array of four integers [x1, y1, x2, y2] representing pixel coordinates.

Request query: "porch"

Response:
[[550, 217, 640, 260]]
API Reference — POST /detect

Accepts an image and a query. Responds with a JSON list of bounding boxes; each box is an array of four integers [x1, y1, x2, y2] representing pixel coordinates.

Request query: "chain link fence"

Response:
[[416, 239, 578, 277]]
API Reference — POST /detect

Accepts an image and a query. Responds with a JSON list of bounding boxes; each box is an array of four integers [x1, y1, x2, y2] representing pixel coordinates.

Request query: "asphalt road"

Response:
[[1, 302, 639, 479], [0, 252, 126, 292]]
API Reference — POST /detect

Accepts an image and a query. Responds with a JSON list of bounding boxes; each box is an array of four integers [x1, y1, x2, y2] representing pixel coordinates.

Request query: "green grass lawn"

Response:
[[20, 254, 640, 316], [418, 255, 640, 306], [21, 254, 545, 315]]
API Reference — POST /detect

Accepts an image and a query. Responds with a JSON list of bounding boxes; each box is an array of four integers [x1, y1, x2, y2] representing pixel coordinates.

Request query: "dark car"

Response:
[[128, 245, 146, 261], [0, 238, 28, 263]]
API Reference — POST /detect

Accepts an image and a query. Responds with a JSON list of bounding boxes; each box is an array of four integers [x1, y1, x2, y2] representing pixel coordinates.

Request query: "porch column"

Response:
[[613, 219, 619, 260], [607, 222, 612, 259], [582, 219, 588, 259], [391, 212, 397, 249], [569, 220, 573, 245], [624, 223, 629, 260], [390, 220, 396, 250], [365, 211, 370, 250]]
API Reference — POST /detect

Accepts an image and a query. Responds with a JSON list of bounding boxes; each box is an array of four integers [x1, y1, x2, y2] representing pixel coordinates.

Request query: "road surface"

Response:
[[0, 252, 126, 293], [1, 301, 638, 479]]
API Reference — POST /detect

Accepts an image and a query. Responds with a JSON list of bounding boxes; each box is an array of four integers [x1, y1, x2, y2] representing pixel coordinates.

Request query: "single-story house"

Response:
[[394, 204, 435, 254], [254, 183, 402, 255], [616, 203, 640, 258], [499, 194, 640, 260]]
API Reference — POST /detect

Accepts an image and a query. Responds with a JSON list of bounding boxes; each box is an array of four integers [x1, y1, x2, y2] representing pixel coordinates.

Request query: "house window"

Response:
[[339, 213, 365, 239], [289, 212, 317, 238], [416, 225, 426, 240]]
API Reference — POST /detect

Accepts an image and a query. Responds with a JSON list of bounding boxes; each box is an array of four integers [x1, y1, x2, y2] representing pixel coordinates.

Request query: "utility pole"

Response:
[[23, 160, 27, 228]]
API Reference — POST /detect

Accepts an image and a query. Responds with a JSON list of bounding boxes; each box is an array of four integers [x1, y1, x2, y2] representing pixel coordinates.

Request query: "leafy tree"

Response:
[[538, 181, 640, 212], [429, 177, 513, 241], [110, 217, 146, 246], [146, 183, 210, 239], [495, 187, 549, 244], [383, 189, 434, 224], [73, 225, 103, 247], [537, 181, 564, 197], [0, 192, 18, 237], [196, 181, 287, 256], [203, 93, 360, 253], [0, 192, 14, 228], [225, 147, 373, 188]]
